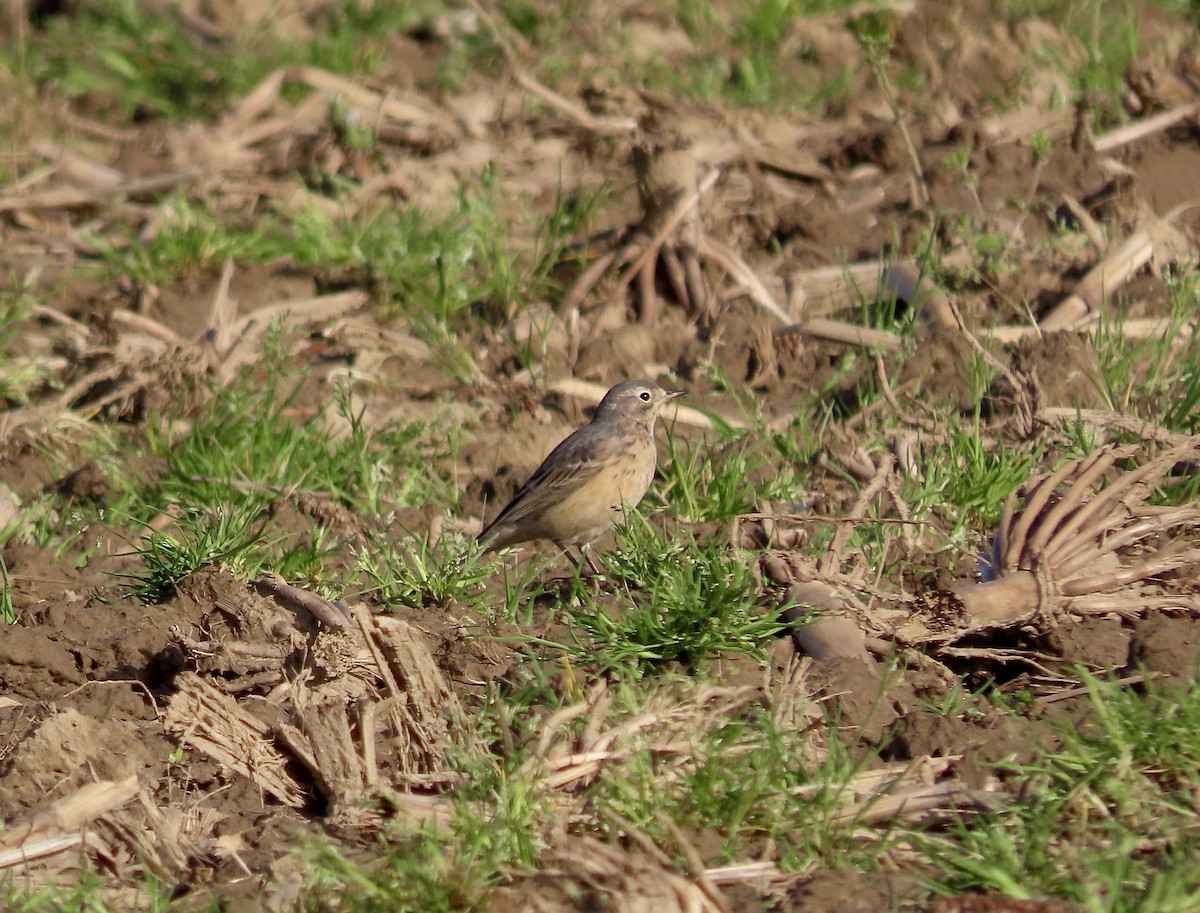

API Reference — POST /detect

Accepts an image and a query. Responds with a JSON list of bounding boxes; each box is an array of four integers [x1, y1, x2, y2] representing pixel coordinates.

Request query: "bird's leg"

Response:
[[554, 541, 603, 580], [580, 544, 604, 577], [554, 541, 584, 572]]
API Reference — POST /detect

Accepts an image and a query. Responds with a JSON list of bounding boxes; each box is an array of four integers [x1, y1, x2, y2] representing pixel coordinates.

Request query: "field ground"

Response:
[[3, 0, 1200, 910]]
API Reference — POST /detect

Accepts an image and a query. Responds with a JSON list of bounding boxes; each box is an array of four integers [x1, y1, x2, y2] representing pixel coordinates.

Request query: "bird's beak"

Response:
[[667, 390, 685, 400]]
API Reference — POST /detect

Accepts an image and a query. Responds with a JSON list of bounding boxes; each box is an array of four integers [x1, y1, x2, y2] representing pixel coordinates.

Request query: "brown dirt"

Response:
[[3, 0, 1200, 911]]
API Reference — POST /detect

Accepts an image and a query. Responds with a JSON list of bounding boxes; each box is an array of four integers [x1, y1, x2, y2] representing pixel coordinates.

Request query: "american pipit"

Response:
[[478, 380, 682, 568]]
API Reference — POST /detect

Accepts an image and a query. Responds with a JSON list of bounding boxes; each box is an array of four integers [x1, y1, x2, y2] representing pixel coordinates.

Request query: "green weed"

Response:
[[921, 672, 1200, 910], [547, 520, 786, 671], [120, 500, 270, 602], [356, 530, 489, 610]]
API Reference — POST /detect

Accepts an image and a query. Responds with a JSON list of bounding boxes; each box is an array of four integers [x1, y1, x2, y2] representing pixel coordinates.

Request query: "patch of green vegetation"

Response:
[[585, 674, 870, 862], [332, 168, 601, 327], [904, 418, 1040, 544], [1003, 0, 1141, 127], [99, 170, 602, 333], [302, 2, 430, 77], [1092, 266, 1200, 430], [143, 377, 451, 520], [22, 0, 275, 121], [357, 530, 490, 610], [661, 430, 782, 523], [0, 274, 56, 407], [680, 0, 870, 110], [120, 499, 272, 602], [922, 672, 1200, 910], [0, 871, 176, 913], [304, 831, 490, 913], [544, 520, 786, 671], [0, 551, 13, 624], [116, 360, 459, 599], [1147, 0, 1200, 25], [96, 194, 264, 284], [16, 0, 431, 122]]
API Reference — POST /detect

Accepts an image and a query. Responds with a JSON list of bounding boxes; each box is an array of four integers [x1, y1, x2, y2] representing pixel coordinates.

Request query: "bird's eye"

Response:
[[639, 391, 651, 402]]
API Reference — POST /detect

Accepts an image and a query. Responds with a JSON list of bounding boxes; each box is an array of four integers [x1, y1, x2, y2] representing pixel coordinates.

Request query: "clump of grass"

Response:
[[921, 672, 1200, 909], [676, 0, 868, 110], [99, 171, 602, 334], [0, 551, 14, 623], [548, 519, 785, 671], [122, 359, 460, 599], [120, 500, 271, 602], [24, 0, 275, 120], [19, 0, 431, 122], [143, 374, 453, 521], [96, 194, 265, 285], [661, 431, 767, 523], [356, 530, 491, 610], [0, 275, 54, 407], [1002, 0, 1140, 128], [904, 418, 1042, 544], [1093, 265, 1200, 431]]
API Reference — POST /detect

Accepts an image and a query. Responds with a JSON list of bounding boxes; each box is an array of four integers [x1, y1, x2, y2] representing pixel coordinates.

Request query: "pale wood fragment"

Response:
[[164, 672, 306, 808]]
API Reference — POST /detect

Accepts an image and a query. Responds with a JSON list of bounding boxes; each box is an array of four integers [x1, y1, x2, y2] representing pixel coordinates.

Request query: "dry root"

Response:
[[488, 834, 726, 913], [563, 122, 785, 328], [952, 439, 1200, 627]]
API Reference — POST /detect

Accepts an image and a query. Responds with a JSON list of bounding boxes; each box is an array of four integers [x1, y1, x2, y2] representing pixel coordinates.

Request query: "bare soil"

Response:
[[3, 0, 1200, 910]]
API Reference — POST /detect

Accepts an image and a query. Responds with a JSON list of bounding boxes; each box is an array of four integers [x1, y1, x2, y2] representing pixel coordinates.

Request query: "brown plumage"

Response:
[[478, 380, 682, 560]]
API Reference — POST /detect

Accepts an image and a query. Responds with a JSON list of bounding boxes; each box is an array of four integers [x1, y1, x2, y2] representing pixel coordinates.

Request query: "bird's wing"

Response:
[[481, 429, 627, 535]]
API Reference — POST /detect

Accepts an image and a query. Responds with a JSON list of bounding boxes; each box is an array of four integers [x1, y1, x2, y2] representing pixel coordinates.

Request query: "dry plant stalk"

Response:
[[164, 672, 306, 808], [1039, 230, 1154, 330], [488, 835, 725, 913], [0, 776, 139, 853], [349, 606, 466, 783], [561, 120, 789, 327], [519, 681, 764, 794], [954, 439, 1200, 625]]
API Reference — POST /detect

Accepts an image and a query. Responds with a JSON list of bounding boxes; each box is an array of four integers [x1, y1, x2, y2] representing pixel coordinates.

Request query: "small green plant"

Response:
[[121, 501, 270, 602], [0, 275, 55, 407], [547, 519, 785, 671], [94, 193, 264, 284], [1003, 0, 1141, 128], [144, 374, 452, 521], [905, 419, 1040, 546], [0, 550, 14, 623], [660, 431, 764, 523], [28, 0, 276, 120], [921, 671, 1200, 909], [356, 530, 489, 610], [1093, 267, 1200, 424], [1030, 130, 1053, 165]]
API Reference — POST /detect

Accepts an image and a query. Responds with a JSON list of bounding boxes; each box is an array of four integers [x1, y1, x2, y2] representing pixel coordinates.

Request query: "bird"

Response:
[[478, 380, 683, 571]]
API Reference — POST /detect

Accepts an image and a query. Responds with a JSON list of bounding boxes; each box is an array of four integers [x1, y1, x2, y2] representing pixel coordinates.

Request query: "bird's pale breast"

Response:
[[526, 432, 657, 546]]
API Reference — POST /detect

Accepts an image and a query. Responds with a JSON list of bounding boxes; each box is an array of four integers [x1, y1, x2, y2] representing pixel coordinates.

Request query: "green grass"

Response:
[[1092, 266, 1200, 430], [142, 375, 452, 519], [1003, 0, 1142, 127], [583, 675, 874, 863], [15, 0, 432, 122], [904, 418, 1041, 544], [662, 428, 800, 523], [0, 275, 56, 408], [95, 170, 601, 331], [546, 519, 787, 672], [111, 361, 461, 600], [357, 529, 490, 610], [922, 673, 1200, 911], [0, 550, 13, 623]]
